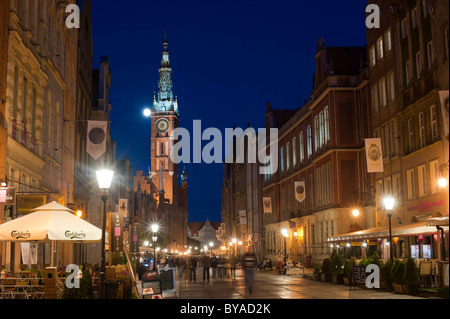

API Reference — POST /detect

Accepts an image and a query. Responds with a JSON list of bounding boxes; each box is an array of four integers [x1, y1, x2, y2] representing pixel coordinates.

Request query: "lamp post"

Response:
[[151, 223, 159, 272], [209, 241, 214, 256], [96, 169, 114, 299], [383, 197, 395, 261], [231, 237, 237, 257]]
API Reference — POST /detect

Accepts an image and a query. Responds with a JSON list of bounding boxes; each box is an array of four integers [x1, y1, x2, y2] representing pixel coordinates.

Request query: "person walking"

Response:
[[242, 246, 258, 295], [211, 255, 217, 277], [202, 254, 211, 282], [189, 255, 198, 282], [230, 254, 237, 278], [183, 256, 191, 283], [277, 251, 283, 273]]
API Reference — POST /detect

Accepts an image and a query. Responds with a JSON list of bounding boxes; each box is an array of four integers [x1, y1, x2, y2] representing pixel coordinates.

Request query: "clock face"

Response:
[[155, 118, 170, 134]]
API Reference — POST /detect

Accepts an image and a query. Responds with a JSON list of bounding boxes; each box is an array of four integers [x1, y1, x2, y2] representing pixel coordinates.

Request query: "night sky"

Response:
[[90, 0, 367, 222]]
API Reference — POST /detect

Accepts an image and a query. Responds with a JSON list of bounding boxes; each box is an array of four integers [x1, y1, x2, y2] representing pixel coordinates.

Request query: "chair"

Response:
[[419, 261, 432, 288], [16, 271, 31, 299]]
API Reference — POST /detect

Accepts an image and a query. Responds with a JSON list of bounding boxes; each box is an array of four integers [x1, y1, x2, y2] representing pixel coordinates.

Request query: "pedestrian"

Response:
[[183, 256, 190, 283], [277, 251, 283, 273], [202, 255, 211, 282], [241, 246, 258, 294], [211, 255, 217, 277], [230, 254, 237, 278], [189, 255, 197, 282], [176, 256, 184, 277]]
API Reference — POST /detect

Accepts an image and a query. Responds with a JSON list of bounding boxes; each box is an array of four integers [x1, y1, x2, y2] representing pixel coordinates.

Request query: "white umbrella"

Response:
[[0, 201, 102, 266], [0, 201, 102, 242]]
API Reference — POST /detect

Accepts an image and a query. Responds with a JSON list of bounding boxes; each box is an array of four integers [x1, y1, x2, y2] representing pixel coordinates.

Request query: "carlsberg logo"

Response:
[[65, 231, 86, 240], [11, 231, 31, 239]]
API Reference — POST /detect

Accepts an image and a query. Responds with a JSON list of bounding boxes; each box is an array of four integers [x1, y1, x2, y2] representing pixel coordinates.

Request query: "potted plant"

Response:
[[392, 260, 406, 294], [379, 259, 393, 290], [330, 253, 344, 284], [343, 259, 354, 285], [404, 257, 418, 295], [321, 258, 332, 282], [313, 263, 321, 281]]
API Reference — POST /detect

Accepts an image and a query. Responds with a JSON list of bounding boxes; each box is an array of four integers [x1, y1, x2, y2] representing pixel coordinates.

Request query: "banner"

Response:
[[294, 181, 305, 203], [130, 223, 139, 253], [0, 187, 16, 205], [239, 210, 246, 225], [119, 199, 128, 218], [109, 212, 123, 252], [439, 90, 449, 138], [365, 138, 384, 173], [263, 197, 272, 214], [87, 120, 107, 160]]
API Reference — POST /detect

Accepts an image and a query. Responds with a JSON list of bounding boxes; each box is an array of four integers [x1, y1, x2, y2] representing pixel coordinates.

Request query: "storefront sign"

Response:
[[109, 212, 123, 252], [17, 195, 46, 214], [407, 200, 445, 212], [0, 187, 16, 205], [130, 223, 139, 253]]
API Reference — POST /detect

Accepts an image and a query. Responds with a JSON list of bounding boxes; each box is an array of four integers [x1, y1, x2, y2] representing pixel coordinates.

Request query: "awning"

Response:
[[426, 216, 449, 227], [327, 221, 446, 242]]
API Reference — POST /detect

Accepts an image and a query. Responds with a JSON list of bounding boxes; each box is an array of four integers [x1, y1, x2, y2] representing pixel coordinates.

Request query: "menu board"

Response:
[[158, 267, 176, 292], [142, 280, 162, 299], [351, 265, 367, 285]]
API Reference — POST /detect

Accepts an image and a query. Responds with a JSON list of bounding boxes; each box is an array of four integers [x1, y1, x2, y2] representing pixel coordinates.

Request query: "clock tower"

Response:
[[150, 34, 179, 204]]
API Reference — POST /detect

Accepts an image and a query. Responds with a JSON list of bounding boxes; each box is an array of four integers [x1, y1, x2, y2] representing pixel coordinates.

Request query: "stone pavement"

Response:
[[135, 266, 429, 300]]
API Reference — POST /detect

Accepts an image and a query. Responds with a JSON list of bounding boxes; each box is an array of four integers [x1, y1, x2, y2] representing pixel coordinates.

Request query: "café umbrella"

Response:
[[0, 201, 102, 266]]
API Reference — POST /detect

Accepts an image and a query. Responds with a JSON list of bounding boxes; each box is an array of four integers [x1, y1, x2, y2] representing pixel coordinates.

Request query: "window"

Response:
[[387, 71, 395, 102], [316, 168, 321, 207], [280, 146, 284, 172], [405, 60, 411, 84], [31, 88, 36, 136], [389, 118, 399, 156], [401, 18, 408, 39], [22, 77, 27, 123], [445, 27, 449, 60], [314, 116, 319, 152], [299, 131, 304, 163], [418, 164, 427, 197], [408, 118, 414, 152], [430, 160, 439, 194], [369, 45, 376, 67], [371, 84, 379, 113], [384, 176, 392, 195], [422, 0, 429, 18], [419, 112, 425, 148], [324, 106, 330, 143], [385, 29, 392, 52], [376, 180, 384, 204], [412, 8, 418, 29], [415, 51, 422, 76], [430, 105, 438, 142], [407, 169, 416, 199], [381, 123, 390, 159], [427, 41, 434, 69], [307, 125, 312, 158], [319, 111, 324, 148], [379, 78, 387, 107], [292, 137, 297, 167], [13, 67, 18, 119], [393, 173, 401, 201], [377, 37, 384, 60], [286, 142, 290, 171]]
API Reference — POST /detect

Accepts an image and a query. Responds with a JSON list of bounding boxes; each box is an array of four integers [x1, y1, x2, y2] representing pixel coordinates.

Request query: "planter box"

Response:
[[332, 275, 344, 284], [321, 274, 332, 282], [343, 277, 350, 285], [393, 283, 405, 294], [313, 274, 320, 281]]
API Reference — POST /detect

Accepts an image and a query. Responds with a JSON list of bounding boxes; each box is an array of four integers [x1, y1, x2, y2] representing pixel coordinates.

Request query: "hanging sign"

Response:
[[294, 181, 305, 203], [0, 187, 16, 205], [365, 138, 384, 172], [109, 212, 123, 252], [263, 197, 272, 214], [87, 120, 107, 160]]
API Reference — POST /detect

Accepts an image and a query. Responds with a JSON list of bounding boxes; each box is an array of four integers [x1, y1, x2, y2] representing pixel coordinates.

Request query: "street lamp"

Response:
[[231, 237, 237, 257], [151, 223, 159, 272], [96, 169, 114, 299], [209, 241, 214, 256], [383, 196, 395, 261]]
